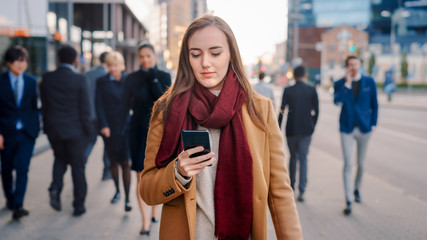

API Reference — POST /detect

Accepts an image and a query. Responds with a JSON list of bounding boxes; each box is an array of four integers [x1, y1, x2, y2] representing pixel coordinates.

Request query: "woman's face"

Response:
[[139, 47, 156, 69], [188, 25, 231, 91], [107, 62, 121, 79], [7, 59, 28, 76]]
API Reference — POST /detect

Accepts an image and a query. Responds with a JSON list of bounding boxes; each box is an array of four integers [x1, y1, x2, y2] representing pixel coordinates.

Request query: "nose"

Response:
[[201, 54, 211, 68]]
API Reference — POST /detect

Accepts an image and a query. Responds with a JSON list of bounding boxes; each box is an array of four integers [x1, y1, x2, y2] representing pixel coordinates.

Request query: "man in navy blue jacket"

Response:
[[334, 56, 378, 216], [0, 46, 40, 220]]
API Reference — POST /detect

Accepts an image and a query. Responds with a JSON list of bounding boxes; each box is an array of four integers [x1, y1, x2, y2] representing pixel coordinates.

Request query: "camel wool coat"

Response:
[[140, 93, 303, 240]]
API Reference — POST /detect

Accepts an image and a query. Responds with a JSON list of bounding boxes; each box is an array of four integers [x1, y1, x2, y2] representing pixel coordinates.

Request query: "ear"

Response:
[[73, 57, 79, 67]]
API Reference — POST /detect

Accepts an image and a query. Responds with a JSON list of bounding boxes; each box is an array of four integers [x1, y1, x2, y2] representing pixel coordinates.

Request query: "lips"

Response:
[[201, 72, 214, 77]]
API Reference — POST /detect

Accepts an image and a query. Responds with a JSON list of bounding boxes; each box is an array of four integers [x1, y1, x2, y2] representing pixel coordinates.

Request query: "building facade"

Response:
[[0, 0, 49, 77], [150, 0, 207, 75], [288, 0, 427, 85], [48, 0, 148, 72], [321, 25, 369, 85]]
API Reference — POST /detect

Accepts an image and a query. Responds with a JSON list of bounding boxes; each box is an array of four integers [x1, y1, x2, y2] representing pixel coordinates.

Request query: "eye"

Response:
[[212, 52, 222, 56], [191, 53, 201, 58]]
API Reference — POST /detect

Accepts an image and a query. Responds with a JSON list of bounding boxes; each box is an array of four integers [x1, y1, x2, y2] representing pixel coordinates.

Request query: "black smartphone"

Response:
[[181, 130, 211, 159]]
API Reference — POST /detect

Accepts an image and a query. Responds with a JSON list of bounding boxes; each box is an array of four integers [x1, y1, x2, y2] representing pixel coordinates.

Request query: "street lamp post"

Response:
[[381, 8, 410, 88]]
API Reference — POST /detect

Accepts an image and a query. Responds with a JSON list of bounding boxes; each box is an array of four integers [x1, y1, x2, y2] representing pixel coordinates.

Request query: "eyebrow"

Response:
[[189, 46, 223, 51]]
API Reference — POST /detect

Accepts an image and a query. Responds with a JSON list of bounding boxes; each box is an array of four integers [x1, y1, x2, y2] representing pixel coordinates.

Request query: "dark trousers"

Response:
[[287, 135, 312, 194], [0, 130, 35, 209], [48, 137, 88, 210]]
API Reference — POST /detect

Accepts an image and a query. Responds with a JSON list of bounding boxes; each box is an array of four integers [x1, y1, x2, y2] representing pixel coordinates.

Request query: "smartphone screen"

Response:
[[181, 130, 211, 158]]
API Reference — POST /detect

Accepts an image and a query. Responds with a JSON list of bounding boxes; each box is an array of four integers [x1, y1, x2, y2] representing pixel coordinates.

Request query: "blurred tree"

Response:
[[368, 53, 375, 75], [400, 51, 408, 85]]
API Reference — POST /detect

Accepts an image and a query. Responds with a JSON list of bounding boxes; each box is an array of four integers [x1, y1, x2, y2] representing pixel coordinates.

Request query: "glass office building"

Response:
[[313, 0, 370, 28], [290, 0, 427, 48]]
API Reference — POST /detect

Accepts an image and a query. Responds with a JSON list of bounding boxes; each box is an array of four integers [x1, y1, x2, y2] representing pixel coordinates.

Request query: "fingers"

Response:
[[0, 135, 4, 150], [177, 148, 216, 177], [178, 157, 216, 178]]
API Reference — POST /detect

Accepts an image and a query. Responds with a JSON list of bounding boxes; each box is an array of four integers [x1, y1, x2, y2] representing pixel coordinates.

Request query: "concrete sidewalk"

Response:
[[1, 136, 426, 239], [1, 84, 426, 239], [295, 146, 427, 240]]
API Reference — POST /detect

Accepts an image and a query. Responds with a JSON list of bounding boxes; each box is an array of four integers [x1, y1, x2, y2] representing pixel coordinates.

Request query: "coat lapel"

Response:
[[355, 76, 366, 104], [1, 73, 18, 108]]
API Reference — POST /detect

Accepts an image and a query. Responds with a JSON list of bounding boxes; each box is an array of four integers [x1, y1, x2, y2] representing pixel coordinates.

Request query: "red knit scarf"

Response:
[[155, 69, 253, 239]]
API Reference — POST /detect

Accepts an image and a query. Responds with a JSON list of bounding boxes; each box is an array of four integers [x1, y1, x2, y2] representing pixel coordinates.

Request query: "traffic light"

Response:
[[348, 40, 356, 52]]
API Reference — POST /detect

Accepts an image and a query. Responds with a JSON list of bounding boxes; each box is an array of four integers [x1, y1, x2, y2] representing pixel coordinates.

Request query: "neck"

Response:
[[10, 71, 21, 77], [113, 74, 121, 81]]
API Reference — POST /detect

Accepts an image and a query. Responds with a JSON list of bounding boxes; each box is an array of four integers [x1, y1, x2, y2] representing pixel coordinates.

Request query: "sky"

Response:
[[126, 0, 288, 65], [207, 0, 287, 65]]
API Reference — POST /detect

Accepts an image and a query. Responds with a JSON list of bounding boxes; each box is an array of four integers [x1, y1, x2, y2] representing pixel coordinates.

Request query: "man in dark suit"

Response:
[[278, 65, 319, 202], [40, 45, 92, 216], [334, 56, 378, 215], [85, 51, 112, 180], [0, 45, 40, 220]]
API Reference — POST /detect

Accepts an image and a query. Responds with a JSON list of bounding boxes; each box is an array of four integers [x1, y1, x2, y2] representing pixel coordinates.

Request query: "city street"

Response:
[[0, 88, 426, 240], [292, 88, 427, 240]]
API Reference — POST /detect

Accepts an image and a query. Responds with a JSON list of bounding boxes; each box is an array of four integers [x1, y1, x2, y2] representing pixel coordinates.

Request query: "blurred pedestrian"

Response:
[[139, 14, 303, 239], [333, 55, 378, 216], [253, 71, 275, 107], [95, 51, 132, 212], [0, 45, 40, 220], [85, 51, 112, 180], [40, 45, 93, 217], [121, 43, 171, 235], [278, 65, 319, 202]]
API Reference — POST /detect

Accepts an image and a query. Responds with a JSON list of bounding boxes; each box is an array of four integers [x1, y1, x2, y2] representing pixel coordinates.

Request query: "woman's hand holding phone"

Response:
[[176, 146, 216, 178]]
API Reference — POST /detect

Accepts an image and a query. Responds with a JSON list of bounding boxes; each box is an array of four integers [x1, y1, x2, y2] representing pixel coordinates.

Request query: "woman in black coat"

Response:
[[121, 43, 171, 235], [95, 51, 132, 212]]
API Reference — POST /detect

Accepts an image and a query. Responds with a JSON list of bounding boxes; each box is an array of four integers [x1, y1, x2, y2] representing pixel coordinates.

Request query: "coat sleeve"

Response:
[[277, 88, 287, 128], [79, 75, 93, 136], [312, 88, 319, 128], [333, 79, 351, 105], [39, 76, 48, 134], [119, 76, 132, 134], [95, 79, 108, 129], [266, 101, 304, 240], [139, 112, 194, 205], [370, 78, 379, 127]]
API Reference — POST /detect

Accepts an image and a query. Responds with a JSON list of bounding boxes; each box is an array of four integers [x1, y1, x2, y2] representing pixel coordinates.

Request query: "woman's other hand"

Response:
[[177, 146, 216, 178], [100, 127, 111, 138]]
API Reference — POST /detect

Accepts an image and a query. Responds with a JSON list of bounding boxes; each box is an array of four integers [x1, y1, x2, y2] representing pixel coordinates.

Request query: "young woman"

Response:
[[140, 15, 303, 240], [95, 51, 132, 212], [121, 43, 171, 235]]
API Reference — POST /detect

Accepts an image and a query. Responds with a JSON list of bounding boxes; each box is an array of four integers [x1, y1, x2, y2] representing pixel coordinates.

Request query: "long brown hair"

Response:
[[153, 14, 264, 129]]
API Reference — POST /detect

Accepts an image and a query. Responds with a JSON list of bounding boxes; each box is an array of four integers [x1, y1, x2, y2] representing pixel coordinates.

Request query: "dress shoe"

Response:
[[151, 217, 158, 223], [125, 200, 132, 212], [354, 189, 361, 203], [140, 230, 150, 236], [49, 191, 61, 211], [297, 194, 304, 202], [6, 201, 13, 210], [12, 208, 29, 220], [111, 192, 121, 204], [343, 201, 352, 216], [73, 208, 86, 217]]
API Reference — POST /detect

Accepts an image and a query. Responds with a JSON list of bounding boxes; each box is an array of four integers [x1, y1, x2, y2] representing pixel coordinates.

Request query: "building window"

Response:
[[329, 60, 334, 69], [329, 44, 335, 52]]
